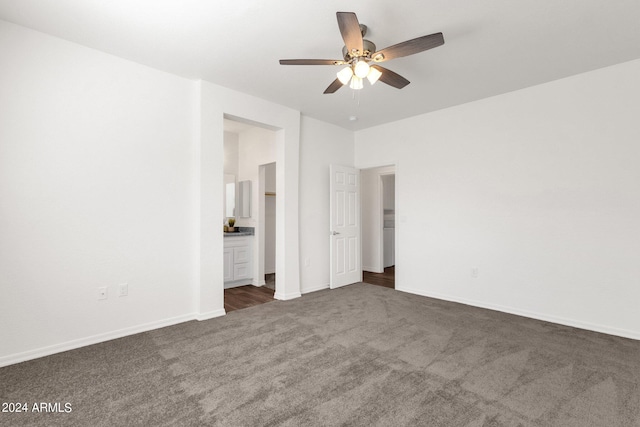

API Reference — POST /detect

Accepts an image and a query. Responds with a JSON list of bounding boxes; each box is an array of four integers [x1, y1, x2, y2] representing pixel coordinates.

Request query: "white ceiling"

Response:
[[1, 0, 639, 131]]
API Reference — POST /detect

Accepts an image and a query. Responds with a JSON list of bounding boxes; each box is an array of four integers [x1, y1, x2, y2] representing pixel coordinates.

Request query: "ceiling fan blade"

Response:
[[323, 78, 344, 94], [371, 65, 410, 89], [280, 59, 345, 66], [372, 32, 444, 62], [337, 12, 363, 55]]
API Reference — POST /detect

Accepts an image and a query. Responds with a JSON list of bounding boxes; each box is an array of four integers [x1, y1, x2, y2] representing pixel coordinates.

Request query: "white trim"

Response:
[[398, 286, 640, 341], [224, 278, 253, 288], [301, 283, 330, 294], [0, 313, 198, 368], [195, 309, 227, 321], [274, 290, 302, 300], [256, 164, 267, 292], [358, 162, 397, 287]]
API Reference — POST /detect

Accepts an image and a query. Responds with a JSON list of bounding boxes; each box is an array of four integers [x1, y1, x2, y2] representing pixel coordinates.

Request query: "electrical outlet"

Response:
[[98, 287, 108, 300], [471, 268, 479, 278], [305, 257, 310, 267], [118, 283, 128, 297]]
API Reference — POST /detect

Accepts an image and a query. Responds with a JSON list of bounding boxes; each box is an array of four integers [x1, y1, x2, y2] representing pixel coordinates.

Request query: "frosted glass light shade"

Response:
[[354, 60, 370, 78], [367, 67, 382, 85], [336, 67, 353, 85], [349, 76, 364, 90]]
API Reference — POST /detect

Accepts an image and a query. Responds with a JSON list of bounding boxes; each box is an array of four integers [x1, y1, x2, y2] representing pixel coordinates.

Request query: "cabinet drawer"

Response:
[[233, 263, 251, 280], [224, 236, 251, 247], [233, 246, 251, 264]]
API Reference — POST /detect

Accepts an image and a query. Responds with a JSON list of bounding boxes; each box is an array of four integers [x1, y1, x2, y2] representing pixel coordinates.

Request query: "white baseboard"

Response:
[[0, 313, 197, 368], [224, 278, 253, 289], [253, 279, 267, 287], [301, 283, 329, 294], [195, 309, 226, 321], [362, 266, 383, 274], [398, 286, 640, 341], [274, 291, 302, 301]]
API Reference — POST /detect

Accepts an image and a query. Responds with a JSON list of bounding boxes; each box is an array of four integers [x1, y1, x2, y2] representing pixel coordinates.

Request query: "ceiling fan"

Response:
[[279, 12, 444, 94]]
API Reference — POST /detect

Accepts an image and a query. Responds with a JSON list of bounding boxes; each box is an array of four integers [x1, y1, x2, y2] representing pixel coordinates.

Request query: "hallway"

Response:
[[363, 266, 395, 289]]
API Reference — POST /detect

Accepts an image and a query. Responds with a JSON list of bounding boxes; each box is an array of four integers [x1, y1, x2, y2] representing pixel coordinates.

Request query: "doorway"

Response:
[[222, 118, 277, 311], [361, 166, 396, 289]]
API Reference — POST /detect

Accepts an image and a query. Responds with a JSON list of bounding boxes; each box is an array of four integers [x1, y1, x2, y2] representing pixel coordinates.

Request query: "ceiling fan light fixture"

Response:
[[337, 67, 353, 85], [353, 60, 370, 78], [367, 67, 382, 85], [349, 76, 364, 90], [279, 12, 444, 94]]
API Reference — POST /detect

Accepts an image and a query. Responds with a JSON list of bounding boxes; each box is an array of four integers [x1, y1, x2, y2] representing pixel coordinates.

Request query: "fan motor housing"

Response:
[[342, 39, 377, 61]]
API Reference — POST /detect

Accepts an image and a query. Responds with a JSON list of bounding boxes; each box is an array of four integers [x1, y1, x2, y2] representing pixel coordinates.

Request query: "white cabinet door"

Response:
[[234, 246, 251, 264], [234, 263, 252, 280], [223, 248, 234, 282], [224, 236, 253, 285]]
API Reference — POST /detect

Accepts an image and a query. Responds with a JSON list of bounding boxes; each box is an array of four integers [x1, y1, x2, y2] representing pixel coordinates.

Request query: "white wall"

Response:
[[382, 175, 395, 211], [361, 169, 379, 272], [0, 21, 197, 364], [298, 116, 354, 294], [355, 59, 640, 340], [234, 126, 276, 283], [236, 127, 276, 227], [223, 132, 239, 219], [0, 20, 304, 366], [223, 131, 239, 177]]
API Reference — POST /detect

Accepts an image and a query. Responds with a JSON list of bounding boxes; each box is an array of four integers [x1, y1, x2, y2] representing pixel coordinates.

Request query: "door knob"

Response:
[[331, 231, 340, 235]]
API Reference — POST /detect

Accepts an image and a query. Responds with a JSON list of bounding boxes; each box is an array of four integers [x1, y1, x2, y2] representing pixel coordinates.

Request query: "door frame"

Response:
[[358, 162, 398, 288], [256, 161, 277, 286], [195, 82, 302, 320], [377, 170, 396, 272]]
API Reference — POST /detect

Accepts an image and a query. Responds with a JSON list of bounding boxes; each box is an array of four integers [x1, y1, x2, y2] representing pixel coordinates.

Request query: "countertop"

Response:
[[224, 231, 253, 237], [224, 226, 254, 237]]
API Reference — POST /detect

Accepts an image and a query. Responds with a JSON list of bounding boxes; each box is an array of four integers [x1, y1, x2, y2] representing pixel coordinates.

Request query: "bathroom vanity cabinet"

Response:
[[223, 235, 253, 288]]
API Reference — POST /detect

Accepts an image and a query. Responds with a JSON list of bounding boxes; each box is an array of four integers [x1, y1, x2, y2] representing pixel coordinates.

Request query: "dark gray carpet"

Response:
[[2, 283, 640, 426]]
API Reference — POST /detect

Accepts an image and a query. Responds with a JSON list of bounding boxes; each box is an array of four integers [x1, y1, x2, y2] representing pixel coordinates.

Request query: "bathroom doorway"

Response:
[[222, 118, 277, 311]]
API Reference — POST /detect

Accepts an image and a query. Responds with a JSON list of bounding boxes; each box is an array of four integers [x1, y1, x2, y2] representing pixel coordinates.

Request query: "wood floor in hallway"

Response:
[[363, 266, 395, 289], [224, 268, 394, 314], [224, 285, 274, 313]]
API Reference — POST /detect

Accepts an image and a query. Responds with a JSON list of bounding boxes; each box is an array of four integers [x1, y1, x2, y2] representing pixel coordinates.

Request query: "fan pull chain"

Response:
[[351, 88, 361, 106]]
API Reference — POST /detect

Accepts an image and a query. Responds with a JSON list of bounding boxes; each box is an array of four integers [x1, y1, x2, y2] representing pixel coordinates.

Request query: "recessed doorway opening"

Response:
[[361, 165, 396, 289], [222, 117, 278, 312]]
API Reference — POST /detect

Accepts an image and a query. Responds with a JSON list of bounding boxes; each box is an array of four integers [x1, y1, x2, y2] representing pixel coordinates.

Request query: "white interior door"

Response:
[[330, 165, 361, 289]]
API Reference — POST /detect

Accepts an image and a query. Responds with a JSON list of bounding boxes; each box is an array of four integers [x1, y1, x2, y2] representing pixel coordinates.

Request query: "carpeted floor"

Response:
[[1, 283, 640, 426]]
